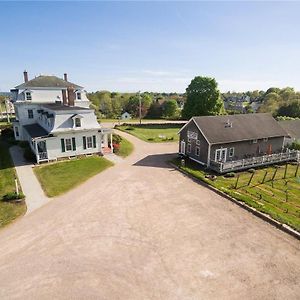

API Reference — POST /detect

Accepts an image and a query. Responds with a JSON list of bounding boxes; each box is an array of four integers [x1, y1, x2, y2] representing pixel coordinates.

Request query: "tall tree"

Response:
[[163, 99, 178, 118], [182, 76, 223, 119]]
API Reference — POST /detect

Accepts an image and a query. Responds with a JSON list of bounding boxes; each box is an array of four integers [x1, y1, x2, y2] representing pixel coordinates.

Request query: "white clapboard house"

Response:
[[11, 71, 113, 163]]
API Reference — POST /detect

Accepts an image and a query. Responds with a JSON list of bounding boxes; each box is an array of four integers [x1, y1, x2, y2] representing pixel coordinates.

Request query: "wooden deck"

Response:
[[210, 150, 300, 173]]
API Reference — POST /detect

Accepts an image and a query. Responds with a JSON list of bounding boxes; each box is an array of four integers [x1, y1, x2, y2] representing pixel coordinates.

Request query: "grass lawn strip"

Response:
[[34, 156, 113, 197], [0, 139, 26, 228], [173, 159, 300, 232], [116, 124, 182, 143], [116, 137, 134, 157]]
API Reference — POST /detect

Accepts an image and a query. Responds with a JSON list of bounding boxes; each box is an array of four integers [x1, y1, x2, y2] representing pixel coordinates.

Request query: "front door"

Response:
[[215, 148, 227, 162], [180, 140, 186, 154]]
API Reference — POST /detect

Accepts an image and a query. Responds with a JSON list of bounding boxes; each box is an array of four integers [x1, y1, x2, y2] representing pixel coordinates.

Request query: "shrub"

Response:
[[113, 143, 120, 153], [289, 141, 300, 151], [112, 134, 123, 144], [125, 127, 134, 131], [1, 127, 14, 139], [2, 192, 25, 201], [224, 172, 236, 178], [248, 168, 256, 173], [147, 138, 154, 141]]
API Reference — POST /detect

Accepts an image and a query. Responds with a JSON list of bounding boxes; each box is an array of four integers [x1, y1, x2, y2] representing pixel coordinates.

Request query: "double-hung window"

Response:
[[65, 138, 72, 151], [195, 146, 200, 156], [28, 109, 33, 119], [77, 92, 81, 100], [229, 147, 234, 157], [75, 118, 81, 127], [25, 92, 32, 101], [187, 143, 192, 153], [87, 136, 93, 148]]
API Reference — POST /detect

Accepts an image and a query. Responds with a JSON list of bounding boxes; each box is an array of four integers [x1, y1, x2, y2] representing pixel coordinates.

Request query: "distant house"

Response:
[[279, 120, 300, 145], [179, 113, 299, 173], [121, 111, 131, 120], [11, 71, 113, 163]]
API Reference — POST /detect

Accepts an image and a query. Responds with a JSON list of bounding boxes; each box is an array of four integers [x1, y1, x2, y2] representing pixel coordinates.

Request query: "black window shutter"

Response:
[[61, 139, 65, 152], [83, 136, 86, 149], [92, 135, 96, 148], [72, 137, 76, 151]]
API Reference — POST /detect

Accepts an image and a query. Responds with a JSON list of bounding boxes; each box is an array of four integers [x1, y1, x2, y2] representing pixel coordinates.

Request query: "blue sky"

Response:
[[0, 1, 300, 93]]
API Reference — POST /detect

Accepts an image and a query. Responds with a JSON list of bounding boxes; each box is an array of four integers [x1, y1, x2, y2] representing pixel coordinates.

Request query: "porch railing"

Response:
[[38, 152, 48, 161], [210, 150, 300, 173]]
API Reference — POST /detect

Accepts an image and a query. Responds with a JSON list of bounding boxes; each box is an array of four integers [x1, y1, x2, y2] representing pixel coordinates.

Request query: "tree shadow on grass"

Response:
[[133, 153, 177, 169]]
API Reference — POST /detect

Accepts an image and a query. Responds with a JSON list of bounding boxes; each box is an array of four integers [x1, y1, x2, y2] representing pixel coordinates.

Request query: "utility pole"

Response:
[[138, 91, 142, 125]]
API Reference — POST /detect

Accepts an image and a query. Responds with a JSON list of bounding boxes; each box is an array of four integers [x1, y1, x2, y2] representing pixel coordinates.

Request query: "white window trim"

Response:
[[215, 148, 227, 162], [187, 143, 191, 153], [75, 118, 81, 128], [196, 140, 200, 145], [65, 138, 72, 152], [28, 109, 34, 119], [25, 91, 32, 101], [86, 136, 93, 149], [252, 139, 257, 144], [263, 138, 268, 142]]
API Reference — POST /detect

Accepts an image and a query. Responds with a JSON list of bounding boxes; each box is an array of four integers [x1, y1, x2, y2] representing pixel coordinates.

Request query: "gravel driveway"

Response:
[[0, 131, 299, 299]]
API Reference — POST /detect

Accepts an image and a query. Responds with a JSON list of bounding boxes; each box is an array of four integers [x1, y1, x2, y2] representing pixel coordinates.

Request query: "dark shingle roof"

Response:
[[23, 124, 49, 138], [42, 103, 90, 111], [15, 75, 82, 89], [190, 113, 288, 144], [279, 120, 300, 140]]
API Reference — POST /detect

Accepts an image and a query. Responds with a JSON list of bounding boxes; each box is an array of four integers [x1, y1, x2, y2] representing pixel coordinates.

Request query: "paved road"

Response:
[[0, 132, 299, 299], [9, 146, 49, 214]]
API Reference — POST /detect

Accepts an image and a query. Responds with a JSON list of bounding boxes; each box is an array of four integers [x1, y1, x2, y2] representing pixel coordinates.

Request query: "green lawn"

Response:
[[173, 159, 300, 232], [34, 156, 114, 197], [116, 124, 182, 143], [99, 118, 166, 123], [0, 139, 26, 228], [115, 136, 134, 157]]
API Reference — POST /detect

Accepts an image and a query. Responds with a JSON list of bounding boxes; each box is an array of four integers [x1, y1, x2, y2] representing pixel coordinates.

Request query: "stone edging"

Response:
[[170, 163, 300, 240]]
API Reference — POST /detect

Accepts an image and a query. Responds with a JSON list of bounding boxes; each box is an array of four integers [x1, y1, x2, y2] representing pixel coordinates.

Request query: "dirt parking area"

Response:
[[0, 131, 299, 299]]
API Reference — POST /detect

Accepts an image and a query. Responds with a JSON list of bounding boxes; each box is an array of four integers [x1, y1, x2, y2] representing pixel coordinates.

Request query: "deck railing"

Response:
[[210, 150, 300, 173]]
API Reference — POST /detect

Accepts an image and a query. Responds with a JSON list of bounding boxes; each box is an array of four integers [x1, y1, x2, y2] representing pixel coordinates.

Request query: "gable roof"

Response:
[[15, 75, 83, 89], [182, 113, 288, 144], [279, 120, 300, 140]]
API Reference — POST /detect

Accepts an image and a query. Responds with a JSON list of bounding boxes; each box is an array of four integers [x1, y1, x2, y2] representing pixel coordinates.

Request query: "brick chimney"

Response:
[[64, 73, 68, 81], [62, 89, 68, 105], [23, 70, 28, 83], [67, 86, 75, 106]]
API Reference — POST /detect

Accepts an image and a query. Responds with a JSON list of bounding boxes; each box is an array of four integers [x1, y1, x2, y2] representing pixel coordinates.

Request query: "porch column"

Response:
[[110, 133, 113, 153], [34, 140, 39, 164], [99, 131, 103, 154]]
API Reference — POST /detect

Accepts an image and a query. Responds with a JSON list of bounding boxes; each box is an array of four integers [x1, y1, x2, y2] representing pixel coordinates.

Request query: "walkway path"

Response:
[[9, 146, 49, 214], [1, 134, 299, 299]]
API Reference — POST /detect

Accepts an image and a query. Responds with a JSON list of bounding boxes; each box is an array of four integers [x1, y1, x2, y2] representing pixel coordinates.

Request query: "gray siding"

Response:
[[210, 136, 285, 162], [179, 121, 209, 165]]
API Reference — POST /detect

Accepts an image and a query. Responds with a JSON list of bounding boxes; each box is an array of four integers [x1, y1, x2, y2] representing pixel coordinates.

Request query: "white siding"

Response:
[[44, 130, 104, 160]]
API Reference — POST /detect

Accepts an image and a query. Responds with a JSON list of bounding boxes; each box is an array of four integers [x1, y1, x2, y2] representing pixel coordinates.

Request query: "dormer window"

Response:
[[25, 91, 32, 101], [76, 92, 81, 100], [75, 118, 81, 127]]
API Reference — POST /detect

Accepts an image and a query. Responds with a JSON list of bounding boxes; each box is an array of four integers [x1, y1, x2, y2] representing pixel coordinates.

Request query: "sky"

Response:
[[0, 1, 300, 93]]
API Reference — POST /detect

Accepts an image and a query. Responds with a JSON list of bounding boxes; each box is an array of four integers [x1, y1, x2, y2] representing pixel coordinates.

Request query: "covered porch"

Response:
[[209, 149, 300, 173], [23, 124, 50, 164]]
